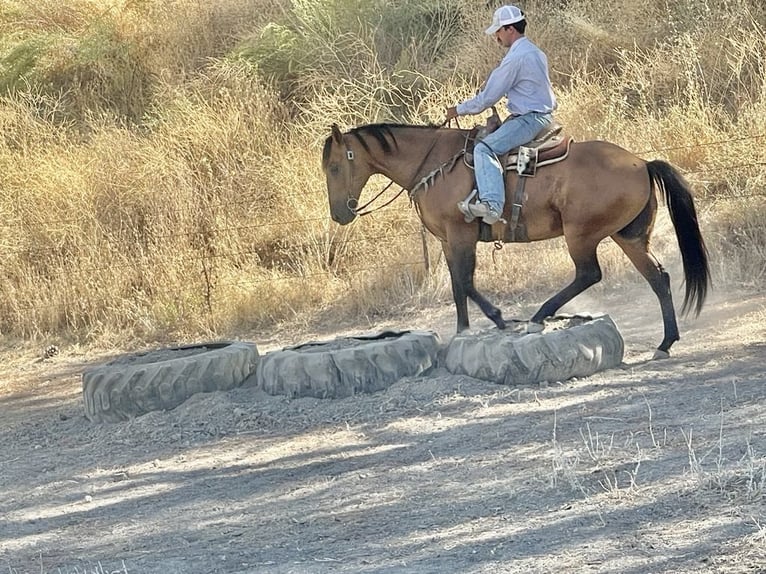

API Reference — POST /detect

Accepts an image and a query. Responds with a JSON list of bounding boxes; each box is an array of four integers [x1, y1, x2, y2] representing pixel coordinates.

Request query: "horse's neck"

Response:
[[374, 128, 463, 189]]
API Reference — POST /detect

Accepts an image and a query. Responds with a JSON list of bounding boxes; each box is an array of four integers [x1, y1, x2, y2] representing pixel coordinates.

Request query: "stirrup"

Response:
[[457, 189, 479, 223], [458, 190, 507, 224], [470, 203, 505, 225], [465, 201, 507, 225]]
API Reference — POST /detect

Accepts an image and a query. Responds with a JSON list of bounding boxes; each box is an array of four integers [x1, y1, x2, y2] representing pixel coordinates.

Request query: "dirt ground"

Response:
[[2, 283, 766, 574]]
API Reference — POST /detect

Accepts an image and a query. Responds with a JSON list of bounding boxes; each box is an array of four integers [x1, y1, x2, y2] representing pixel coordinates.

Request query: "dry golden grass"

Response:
[[1, 0, 764, 346]]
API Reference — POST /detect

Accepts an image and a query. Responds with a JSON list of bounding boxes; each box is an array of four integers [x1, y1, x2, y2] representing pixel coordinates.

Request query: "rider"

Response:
[[446, 5, 557, 224]]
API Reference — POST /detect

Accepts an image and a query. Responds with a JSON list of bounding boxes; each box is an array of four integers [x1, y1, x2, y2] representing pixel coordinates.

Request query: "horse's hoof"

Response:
[[524, 322, 544, 334], [496, 319, 506, 330], [652, 349, 670, 360]]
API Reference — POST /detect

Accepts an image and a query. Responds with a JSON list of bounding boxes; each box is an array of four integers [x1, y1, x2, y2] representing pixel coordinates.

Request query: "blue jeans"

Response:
[[473, 112, 553, 213]]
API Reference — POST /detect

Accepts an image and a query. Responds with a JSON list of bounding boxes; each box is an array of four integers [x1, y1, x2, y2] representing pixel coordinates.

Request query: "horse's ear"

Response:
[[331, 123, 343, 144]]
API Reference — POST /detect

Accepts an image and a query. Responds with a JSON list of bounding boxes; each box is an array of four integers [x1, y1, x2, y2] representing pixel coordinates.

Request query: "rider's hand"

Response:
[[445, 106, 458, 121]]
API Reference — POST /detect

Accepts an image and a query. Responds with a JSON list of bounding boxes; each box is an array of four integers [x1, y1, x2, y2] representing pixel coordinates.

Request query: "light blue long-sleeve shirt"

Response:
[[456, 36, 556, 117]]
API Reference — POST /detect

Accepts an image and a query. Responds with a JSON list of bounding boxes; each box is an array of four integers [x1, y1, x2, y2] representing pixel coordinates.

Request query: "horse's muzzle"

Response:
[[329, 195, 358, 225], [330, 203, 356, 225]]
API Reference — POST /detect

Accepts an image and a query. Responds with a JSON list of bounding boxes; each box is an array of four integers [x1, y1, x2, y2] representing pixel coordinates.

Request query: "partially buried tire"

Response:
[[82, 341, 259, 423], [444, 314, 624, 385], [253, 330, 441, 399]]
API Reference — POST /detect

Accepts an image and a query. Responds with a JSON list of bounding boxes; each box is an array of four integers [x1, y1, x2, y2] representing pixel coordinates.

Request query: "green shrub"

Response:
[[230, 0, 465, 118], [0, 35, 43, 94], [0, 20, 152, 125]]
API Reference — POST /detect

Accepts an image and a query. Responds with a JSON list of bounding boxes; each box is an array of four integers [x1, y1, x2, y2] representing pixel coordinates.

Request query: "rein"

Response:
[[351, 179, 406, 216]]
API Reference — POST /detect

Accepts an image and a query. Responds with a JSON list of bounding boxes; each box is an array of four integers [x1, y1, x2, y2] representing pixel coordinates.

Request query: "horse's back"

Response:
[[567, 139, 647, 173]]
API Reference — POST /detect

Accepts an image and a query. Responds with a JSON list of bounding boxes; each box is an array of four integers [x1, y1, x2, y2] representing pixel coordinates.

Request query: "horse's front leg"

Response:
[[442, 233, 506, 332], [442, 239, 470, 332]]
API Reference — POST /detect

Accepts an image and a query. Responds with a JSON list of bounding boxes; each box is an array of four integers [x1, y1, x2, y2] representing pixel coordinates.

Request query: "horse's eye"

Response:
[[329, 164, 340, 176]]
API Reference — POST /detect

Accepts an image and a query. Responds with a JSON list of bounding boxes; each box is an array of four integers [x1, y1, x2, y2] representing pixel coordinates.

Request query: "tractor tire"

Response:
[[444, 314, 624, 386], [82, 341, 259, 423], [253, 330, 441, 399]]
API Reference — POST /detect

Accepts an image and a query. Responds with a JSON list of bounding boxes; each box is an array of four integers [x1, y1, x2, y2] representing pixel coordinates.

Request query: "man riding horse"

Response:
[[446, 5, 556, 225]]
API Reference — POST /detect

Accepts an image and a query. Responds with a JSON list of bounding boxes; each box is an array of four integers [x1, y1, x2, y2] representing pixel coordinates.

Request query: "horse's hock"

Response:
[[252, 330, 441, 399], [82, 341, 259, 423], [445, 314, 624, 385]]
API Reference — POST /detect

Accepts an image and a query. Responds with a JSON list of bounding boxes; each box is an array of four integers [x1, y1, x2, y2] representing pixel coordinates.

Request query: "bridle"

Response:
[[340, 143, 404, 216]]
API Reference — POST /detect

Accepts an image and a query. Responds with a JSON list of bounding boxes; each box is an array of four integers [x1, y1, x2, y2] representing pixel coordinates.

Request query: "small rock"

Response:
[[42, 345, 60, 359]]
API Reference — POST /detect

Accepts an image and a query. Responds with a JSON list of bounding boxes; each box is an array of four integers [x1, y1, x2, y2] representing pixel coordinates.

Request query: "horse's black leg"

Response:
[[530, 242, 602, 324], [443, 237, 505, 332], [612, 236, 679, 357], [468, 288, 506, 330], [442, 240, 470, 332]]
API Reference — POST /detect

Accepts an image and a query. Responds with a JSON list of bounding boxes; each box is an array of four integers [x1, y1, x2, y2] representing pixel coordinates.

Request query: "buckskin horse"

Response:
[[321, 122, 710, 357]]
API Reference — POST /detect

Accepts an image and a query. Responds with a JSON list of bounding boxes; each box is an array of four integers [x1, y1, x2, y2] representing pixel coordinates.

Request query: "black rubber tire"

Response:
[[253, 330, 441, 399], [82, 341, 259, 423], [444, 314, 624, 385]]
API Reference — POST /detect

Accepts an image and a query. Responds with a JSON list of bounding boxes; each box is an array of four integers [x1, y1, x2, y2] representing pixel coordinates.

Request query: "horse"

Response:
[[321, 122, 710, 357]]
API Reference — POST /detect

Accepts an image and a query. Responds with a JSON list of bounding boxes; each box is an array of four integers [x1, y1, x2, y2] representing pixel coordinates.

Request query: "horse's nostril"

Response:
[[329, 202, 356, 225]]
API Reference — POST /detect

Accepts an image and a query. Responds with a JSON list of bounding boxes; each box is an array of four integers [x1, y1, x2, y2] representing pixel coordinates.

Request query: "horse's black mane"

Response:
[[352, 122, 439, 134], [322, 123, 440, 169]]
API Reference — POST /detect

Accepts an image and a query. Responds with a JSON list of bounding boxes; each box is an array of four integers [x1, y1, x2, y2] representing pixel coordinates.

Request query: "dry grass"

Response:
[[1, 0, 765, 346]]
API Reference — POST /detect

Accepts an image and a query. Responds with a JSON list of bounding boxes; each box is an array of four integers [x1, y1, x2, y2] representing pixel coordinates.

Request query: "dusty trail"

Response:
[[1, 285, 765, 573]]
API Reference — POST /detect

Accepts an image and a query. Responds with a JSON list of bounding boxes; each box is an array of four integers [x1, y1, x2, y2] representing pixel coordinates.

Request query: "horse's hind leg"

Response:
[[612, 235, 679, 357], [442, 235, 505, 332], [530, 238, 603, 324]]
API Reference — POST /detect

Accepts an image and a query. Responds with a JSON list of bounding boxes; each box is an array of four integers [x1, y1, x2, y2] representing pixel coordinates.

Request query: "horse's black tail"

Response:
[[647, 160, 710, 316]]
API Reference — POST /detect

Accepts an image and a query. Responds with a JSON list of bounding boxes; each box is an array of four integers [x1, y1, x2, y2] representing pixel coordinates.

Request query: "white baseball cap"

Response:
[[485, 5, 525, 35]]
